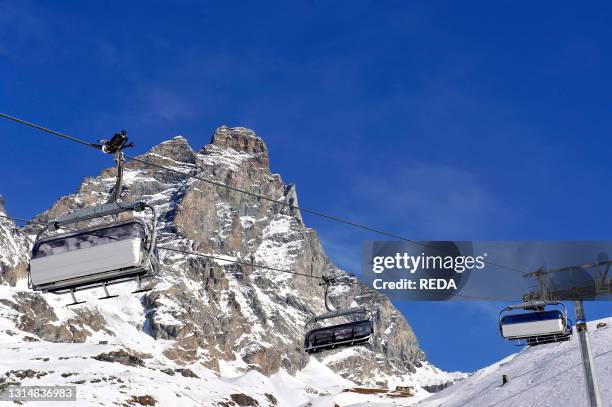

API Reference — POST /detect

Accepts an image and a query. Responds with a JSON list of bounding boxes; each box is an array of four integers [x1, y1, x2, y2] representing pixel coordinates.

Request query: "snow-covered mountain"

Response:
[[0, 127, 462, 406], [418, 317, 612, 407]]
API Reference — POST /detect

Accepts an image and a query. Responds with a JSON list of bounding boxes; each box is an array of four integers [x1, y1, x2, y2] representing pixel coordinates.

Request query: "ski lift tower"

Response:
[[522, 260, 612, 407]]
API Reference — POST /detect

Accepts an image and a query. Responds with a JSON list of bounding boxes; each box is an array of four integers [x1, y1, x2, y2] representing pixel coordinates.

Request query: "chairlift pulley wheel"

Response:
[[96, 130, 134, 155]]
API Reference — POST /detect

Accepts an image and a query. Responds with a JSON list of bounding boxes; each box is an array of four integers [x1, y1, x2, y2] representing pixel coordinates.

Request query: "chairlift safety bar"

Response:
[[503, 300, 562, 311], [53, 201, 149, 227], [307, 306, 369, 326]]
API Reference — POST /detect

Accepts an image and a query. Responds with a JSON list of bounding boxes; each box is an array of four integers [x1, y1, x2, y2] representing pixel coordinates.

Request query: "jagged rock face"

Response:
[[0, 292, 110, 343], [0, 197, 29, 285], [0, 127, 424, 385]]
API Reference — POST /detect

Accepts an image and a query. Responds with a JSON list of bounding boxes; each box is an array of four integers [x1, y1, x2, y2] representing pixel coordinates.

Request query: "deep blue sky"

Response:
[[0, 1, 610, 372]]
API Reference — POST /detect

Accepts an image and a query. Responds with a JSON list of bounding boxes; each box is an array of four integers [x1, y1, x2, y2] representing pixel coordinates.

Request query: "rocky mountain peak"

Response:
[[207, 126, 269, 168], [147, 135, 196, 164], [0, 130, 457, 398]]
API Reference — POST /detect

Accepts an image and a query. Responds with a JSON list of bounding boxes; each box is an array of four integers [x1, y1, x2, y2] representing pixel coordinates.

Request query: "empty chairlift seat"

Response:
[[29, 201, 159, 294], [501, 310, 565, 338], [304, 307, 374, 353], [24, 132, 158, 304], [303, 273, 376, 353], [499, 302, 572, 346]]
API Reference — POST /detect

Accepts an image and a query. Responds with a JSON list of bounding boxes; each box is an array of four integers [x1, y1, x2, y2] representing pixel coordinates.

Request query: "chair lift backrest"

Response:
[[28, 201, 158, 292], [32, 220, 147, 259], [499, 301, 569, 340]]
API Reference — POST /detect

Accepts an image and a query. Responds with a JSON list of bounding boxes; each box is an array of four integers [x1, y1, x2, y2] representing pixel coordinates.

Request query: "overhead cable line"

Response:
[[159, 246, 322, 279], [0, 213, 519, 301], [0, 112, 526, 275], [0, 213, 38, 225], [0, 113, 100, 149]]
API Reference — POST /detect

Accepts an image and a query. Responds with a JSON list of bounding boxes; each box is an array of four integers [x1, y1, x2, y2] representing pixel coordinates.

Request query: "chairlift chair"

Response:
[[304, 275, 374, 353], [27, 131, 159, 306], [304, 306, 373, 353], [499, 301, 572, 346]]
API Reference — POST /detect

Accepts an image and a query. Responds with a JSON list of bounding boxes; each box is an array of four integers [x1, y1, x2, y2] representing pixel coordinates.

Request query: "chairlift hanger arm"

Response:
[[93, 130, 134, 204], [320, 272, 358, 312], [107, 152, 125, 204]]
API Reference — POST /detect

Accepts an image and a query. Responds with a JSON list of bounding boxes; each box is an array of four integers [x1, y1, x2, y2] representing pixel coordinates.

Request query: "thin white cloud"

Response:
[[137, 86, 198, 123], [352, 164, 510, 238], [0, 2, 56, 58]]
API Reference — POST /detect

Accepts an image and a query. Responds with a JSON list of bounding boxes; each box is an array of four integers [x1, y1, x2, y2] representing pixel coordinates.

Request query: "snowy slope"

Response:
[[0, 279, 346, 407], [417, 318, 612, 407], [0, 282, 452, 407]]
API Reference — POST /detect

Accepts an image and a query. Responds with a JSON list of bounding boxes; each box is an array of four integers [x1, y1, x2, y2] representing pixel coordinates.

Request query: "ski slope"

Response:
[[417, 317, 612, 407], [0, 282, 454, 407]]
